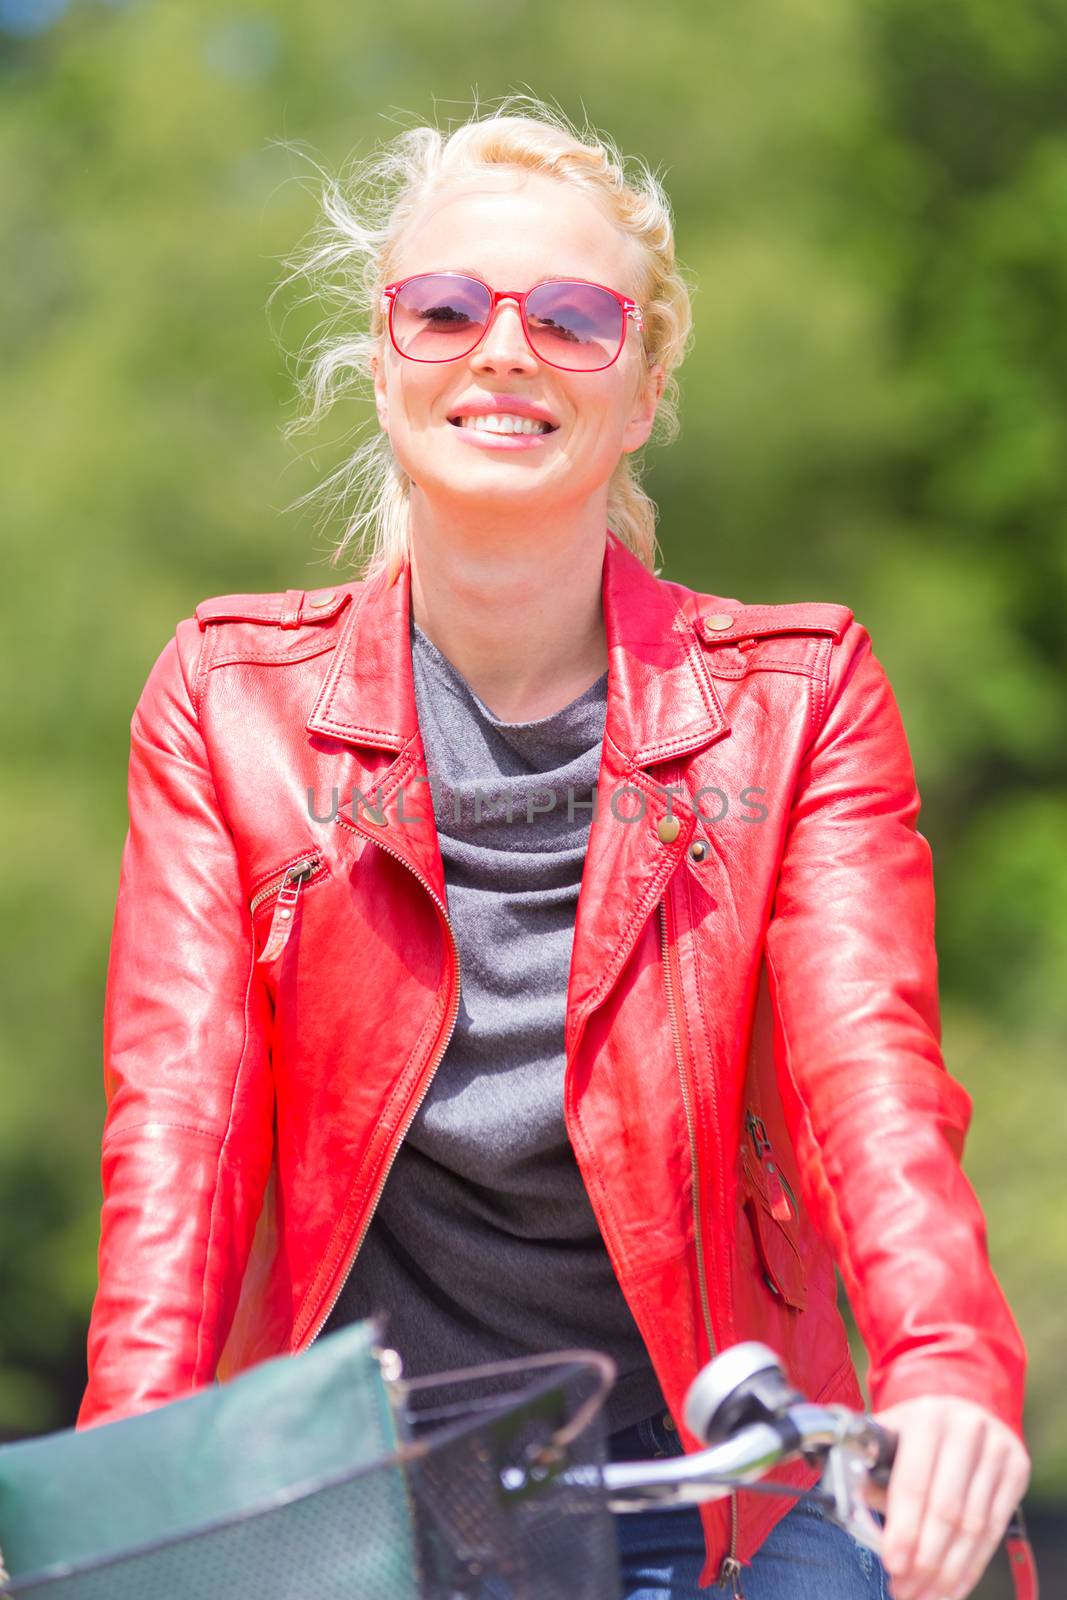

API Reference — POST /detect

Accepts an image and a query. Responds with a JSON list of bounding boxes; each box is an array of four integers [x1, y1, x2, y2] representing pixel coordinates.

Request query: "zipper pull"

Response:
[[257, 860, 316, 965], [717, 1555, 746, 1597], [745, 1110, 771, 1156], [745, 1111, 793, 1219]]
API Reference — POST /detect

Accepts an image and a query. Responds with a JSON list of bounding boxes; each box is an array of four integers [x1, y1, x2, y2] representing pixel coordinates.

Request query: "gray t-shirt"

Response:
[[324, 617, 667, 1434]]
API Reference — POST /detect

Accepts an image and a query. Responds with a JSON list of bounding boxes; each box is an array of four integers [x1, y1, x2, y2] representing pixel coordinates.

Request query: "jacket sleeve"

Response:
[[78, 620, 274, 1429], [763, 619, 1027, 1440]]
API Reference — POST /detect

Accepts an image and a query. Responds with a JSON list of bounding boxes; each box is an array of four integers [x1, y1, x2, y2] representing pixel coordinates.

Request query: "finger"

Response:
[[879, 1407, 945, 1597], [862, 1477, 887, 1515], [932, 1437, 1011, 1597], [933, 1445, 1031, 1600], [903, 1418, 985, 1600]]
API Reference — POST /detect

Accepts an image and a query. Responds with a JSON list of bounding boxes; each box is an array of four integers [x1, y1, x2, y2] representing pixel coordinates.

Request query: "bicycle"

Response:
[[1, 1341, 1037, 1599]]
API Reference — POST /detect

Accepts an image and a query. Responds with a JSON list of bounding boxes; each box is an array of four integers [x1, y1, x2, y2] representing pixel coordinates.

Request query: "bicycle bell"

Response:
[[683, 1342, 804, 1446]]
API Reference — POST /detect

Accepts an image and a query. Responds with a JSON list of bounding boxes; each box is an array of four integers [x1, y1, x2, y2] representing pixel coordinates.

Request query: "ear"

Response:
[[622, 360, 666, 454], [371, 347, 389, 430]]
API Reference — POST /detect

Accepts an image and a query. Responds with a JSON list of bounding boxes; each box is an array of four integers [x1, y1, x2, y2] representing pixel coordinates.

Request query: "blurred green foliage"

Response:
[[1, 0, 1064, 1517]]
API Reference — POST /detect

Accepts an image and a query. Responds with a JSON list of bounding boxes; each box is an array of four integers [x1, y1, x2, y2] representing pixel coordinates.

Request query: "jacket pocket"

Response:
[[740, 1109, 807, 1311], [249, 851, 329, 965]]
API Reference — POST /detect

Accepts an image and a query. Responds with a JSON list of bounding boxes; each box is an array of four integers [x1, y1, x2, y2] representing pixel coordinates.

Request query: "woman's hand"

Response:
[[862, 1395, 1031, 1600]]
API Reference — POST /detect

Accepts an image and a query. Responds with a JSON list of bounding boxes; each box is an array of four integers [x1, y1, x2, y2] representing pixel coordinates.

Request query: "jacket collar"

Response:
[[306, 530, 729, 768]]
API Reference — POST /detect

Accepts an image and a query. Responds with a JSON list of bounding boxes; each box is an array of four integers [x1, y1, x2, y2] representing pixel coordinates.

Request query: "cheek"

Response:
[[573, 380, 634, 442], [384, 372, 442, 437]]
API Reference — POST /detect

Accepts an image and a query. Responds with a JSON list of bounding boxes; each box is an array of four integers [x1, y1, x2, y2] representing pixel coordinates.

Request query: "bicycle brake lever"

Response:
[[818, 1440, 885, 1555]]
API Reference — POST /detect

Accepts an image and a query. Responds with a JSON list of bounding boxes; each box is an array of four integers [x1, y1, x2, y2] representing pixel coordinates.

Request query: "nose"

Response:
[[469, 296, 539, 376]]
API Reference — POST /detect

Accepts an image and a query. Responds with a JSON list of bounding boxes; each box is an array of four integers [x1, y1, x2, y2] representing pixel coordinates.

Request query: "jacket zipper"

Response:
[[658, 894, 741, 1588], [302, 820, 462, 1349], [251, 856, 325, 966], [249, 855, 323, 916], [717, 1555, 745, 1596], [744, 1110, 798, 1223]]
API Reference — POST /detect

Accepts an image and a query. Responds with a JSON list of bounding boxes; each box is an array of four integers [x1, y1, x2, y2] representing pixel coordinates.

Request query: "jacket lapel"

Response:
[[305, 561, 449, 906], [566, 536, 732, 1057]]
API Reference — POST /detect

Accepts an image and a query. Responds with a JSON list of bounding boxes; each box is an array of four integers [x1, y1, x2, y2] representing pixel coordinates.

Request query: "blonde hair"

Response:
[[270, 94, 694, 584]]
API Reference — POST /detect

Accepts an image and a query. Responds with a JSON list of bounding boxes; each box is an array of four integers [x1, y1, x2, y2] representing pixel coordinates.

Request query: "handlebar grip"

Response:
[[866, 1420, 898, 1488]]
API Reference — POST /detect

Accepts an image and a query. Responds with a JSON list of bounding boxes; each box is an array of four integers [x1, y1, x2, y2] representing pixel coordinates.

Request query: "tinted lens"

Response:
[[524, 281, 625, 370], [390, 274, 492, 361]]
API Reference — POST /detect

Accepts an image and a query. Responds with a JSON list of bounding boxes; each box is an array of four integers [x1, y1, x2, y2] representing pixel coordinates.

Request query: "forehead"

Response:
[[390, 168, 640, 293]]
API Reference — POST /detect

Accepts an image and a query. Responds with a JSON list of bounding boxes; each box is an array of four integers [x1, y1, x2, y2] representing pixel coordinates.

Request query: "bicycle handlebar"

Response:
[[512, 1340, 1033, 1598], [539, 1399, 891, 1513]]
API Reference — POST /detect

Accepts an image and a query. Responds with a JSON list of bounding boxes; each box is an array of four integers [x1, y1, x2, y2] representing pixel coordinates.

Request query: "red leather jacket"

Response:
[[79, 532, 1027, 1587]]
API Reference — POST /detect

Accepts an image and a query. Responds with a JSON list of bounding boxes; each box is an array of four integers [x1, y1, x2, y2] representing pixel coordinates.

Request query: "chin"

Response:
[[413, 460, 557, 506]]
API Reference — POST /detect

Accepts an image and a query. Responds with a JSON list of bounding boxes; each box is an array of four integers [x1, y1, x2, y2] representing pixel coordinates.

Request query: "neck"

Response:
[[406, 494, 610, 724]]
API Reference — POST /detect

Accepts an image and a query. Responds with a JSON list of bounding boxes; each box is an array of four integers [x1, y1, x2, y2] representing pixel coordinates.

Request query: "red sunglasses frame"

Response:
[[379, 271, 644, 373]]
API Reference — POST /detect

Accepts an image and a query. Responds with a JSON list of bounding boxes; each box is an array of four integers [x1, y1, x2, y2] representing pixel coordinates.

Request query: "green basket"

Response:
[[0, 1318, 417, 1597]]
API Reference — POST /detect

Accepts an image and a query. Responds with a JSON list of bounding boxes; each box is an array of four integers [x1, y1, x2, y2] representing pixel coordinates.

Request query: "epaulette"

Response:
[[195, 587, 353, 631], [697, 601, 854, 647]]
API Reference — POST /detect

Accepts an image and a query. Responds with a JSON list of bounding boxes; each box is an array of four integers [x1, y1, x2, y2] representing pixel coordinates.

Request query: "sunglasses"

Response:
[[380, 272, 644, 373]]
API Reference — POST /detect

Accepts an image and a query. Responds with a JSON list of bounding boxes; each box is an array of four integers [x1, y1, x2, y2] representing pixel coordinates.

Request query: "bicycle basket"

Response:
[[399, 1348, 618, 1600], [1, 1349, 619, 1600]]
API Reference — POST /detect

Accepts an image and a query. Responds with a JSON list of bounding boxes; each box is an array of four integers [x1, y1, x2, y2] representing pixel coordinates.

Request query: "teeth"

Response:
[[458, 413, 550, 435]]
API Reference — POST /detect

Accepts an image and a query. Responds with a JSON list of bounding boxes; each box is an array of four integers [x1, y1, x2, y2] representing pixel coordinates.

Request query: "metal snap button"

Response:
[[704, 613, 734, 631], [689, 840, 708, 863], [657, 815, 681, 844], [662, 1412, 676, 1432], [308, 591, 336, 607]]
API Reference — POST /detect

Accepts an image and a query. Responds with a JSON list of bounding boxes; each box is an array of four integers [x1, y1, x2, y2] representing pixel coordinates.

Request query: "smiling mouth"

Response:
[[447, 414, 559, 436]]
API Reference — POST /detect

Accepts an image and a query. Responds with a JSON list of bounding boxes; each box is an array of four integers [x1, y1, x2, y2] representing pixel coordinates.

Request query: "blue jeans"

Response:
[[608, 1410, 891, 1599]]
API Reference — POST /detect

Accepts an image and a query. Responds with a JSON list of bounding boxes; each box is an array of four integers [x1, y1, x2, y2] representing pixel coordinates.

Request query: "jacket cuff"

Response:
[[869, 1347, 1028, 1444]]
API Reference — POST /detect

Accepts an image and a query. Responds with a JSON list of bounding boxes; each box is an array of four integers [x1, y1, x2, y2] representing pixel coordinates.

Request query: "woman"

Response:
[[79, 103, 1031, 1599]]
